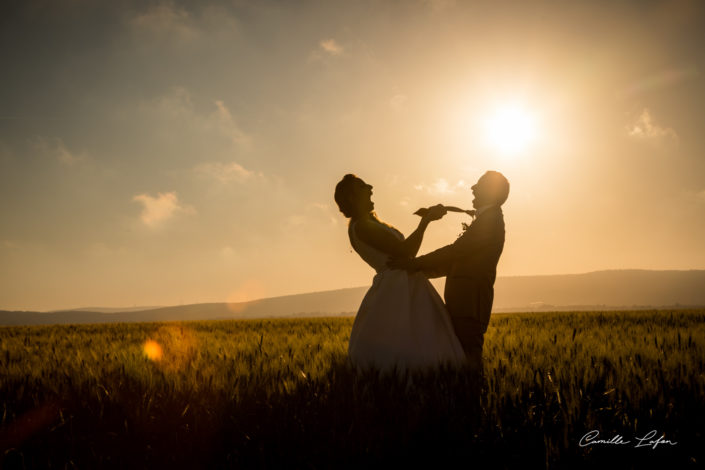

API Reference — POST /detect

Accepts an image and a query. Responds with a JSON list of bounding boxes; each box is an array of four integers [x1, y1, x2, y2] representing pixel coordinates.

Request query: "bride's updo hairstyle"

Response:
[[334, 174, 358, 218]]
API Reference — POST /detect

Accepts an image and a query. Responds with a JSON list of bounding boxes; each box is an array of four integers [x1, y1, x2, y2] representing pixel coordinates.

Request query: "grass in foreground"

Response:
[[1, 310, 704, 468]]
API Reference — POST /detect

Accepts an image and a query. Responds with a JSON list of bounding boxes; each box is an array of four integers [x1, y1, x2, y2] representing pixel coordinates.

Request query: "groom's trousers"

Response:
[[450, 316, 486, 373]]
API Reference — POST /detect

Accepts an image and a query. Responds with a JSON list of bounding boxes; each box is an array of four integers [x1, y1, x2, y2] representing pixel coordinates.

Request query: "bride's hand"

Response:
[[414, 204, 446, 221]]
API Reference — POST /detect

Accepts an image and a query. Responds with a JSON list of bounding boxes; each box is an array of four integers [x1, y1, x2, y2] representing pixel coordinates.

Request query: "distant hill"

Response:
[[1, 270, 704, 326], [0, 287, 367, 326], [52, 306, 164, 314], [493, 269, 705, 310]]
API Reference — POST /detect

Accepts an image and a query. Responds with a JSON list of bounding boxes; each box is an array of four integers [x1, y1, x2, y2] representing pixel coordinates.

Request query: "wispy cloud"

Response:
[[130, 3, 198, 41], [285, 203, 339, 229], [627, 108, 678, 145], [129, 3, 240, 46], [0, 140, 12, 164], [308, 202, 338, 225], [209, 100, 251, 146], [1, 239, 17, 250], [414, 178, 467, 195], [697, 190, 705, 204], [618, 66, 699, 98], [308, 38, 345, 63], [422, 0, 457, 11], [285, 214, 306, 228], [220, 245, 236, 258], [195, 161, 259, 183], [142, 87, 251, 148], [319, 39, 343, 56], [132, 191, 194, 228], [389, 93, 408, 111], [30, 137, 83, 166]]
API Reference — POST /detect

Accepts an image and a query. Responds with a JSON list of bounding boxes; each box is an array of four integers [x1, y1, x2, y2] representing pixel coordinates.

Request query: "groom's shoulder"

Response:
[[475, 206, 504, 226], [484, 206, 505, 225], [458, 208, 504, 241], [489, 205, 504, 216]]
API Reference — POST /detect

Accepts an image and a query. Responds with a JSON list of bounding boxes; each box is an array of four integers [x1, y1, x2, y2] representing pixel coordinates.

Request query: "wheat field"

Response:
[[1, 310, 703, 468]]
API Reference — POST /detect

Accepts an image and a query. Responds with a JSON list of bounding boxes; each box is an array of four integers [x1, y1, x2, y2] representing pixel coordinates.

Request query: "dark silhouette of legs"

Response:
[[450, 316, 485, 374]]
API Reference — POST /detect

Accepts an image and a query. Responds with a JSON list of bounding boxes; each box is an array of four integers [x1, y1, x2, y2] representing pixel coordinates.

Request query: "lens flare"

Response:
[[227, 279, 266, 315], [143, 339, 163, 361], [143, 325, 198, 371]]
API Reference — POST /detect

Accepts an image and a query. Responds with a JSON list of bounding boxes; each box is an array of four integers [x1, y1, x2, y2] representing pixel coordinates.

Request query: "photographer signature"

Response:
[[579, 430, 677, 450]]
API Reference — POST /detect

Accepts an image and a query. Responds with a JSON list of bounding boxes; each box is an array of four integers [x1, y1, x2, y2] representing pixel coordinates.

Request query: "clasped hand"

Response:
[[389, 204, 445, 271], [414, 204, 447, 221]]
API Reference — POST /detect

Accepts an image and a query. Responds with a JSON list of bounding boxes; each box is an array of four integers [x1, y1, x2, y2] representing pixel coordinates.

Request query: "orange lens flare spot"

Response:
[[143, 339, 163, 361]]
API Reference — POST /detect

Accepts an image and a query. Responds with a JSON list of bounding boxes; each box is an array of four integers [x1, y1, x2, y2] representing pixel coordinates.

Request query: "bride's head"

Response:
[[334, 174, 374, 219]]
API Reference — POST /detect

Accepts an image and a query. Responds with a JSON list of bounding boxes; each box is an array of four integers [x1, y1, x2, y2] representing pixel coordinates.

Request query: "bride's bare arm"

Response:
[[354, 206, 446, 258]]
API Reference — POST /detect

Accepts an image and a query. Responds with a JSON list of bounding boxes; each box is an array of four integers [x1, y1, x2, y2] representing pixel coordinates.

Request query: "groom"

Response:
[[391, 171, 509, 372]]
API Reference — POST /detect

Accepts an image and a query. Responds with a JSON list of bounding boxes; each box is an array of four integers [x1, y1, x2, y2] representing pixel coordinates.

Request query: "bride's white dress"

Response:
[[348, 219, 466, 371]]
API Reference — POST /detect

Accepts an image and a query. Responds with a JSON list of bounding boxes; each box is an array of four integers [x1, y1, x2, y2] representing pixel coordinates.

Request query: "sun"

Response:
[[482, 104, 537, 155]]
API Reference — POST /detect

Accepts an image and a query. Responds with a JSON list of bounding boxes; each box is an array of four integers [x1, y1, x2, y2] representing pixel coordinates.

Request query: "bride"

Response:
[[334, 174, 465, 371]]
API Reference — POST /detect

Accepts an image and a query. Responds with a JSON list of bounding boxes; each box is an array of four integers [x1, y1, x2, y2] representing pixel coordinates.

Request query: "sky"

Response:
[[1, 0, 705, 311]]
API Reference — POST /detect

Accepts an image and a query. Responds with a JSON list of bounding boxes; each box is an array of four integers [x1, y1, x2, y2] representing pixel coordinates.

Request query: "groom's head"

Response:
[[471, 171, 509, 209]]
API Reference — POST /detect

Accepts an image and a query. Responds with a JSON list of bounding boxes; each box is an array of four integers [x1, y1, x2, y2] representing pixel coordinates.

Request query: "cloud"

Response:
[[30, 137, 83, 166], [319, 39, 343, 56], [209, 100, 251, 146], [389, 93, 408, 111], [0, 140, 13, 164], [308, 202, 338, 225], [422, 0, 457, 11], [128, 3, 240, 47], [697, 190, 705, 204], [431, 179, 452, 194], [414, 178, 467, 195], [84, 243, 128, 259], [220, 246, 236, 258], [627, 109, 678, 145], [285, 214, 306, 228], [150, 86, 192, 118], [130, 2, 198, 41], [132, 191, 194, 228], [195, 161, 258, 183], [618, 66, 699, 98], [142, 87, 251, 147], [1, 239, 17, 250], [285, 203, 339, 230]]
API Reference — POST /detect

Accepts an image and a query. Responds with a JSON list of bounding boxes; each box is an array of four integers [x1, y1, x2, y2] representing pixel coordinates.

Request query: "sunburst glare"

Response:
[[482, 104, 538, 155]]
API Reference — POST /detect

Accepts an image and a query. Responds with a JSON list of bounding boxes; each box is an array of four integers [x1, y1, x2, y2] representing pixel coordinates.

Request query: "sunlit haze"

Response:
[[482, 104, 538, 155], [1, 0, 705, 311]]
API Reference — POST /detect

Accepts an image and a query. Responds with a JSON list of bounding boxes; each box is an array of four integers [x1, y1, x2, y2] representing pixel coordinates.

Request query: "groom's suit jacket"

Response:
[[413, 206, 505, 332]]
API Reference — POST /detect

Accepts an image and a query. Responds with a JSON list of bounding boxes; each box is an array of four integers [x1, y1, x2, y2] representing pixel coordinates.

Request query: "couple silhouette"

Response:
[[334, 171, 509, 373]]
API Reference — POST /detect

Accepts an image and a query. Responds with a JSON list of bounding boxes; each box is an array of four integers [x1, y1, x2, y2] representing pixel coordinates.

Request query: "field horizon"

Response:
[[3, 269, 705, 326]]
